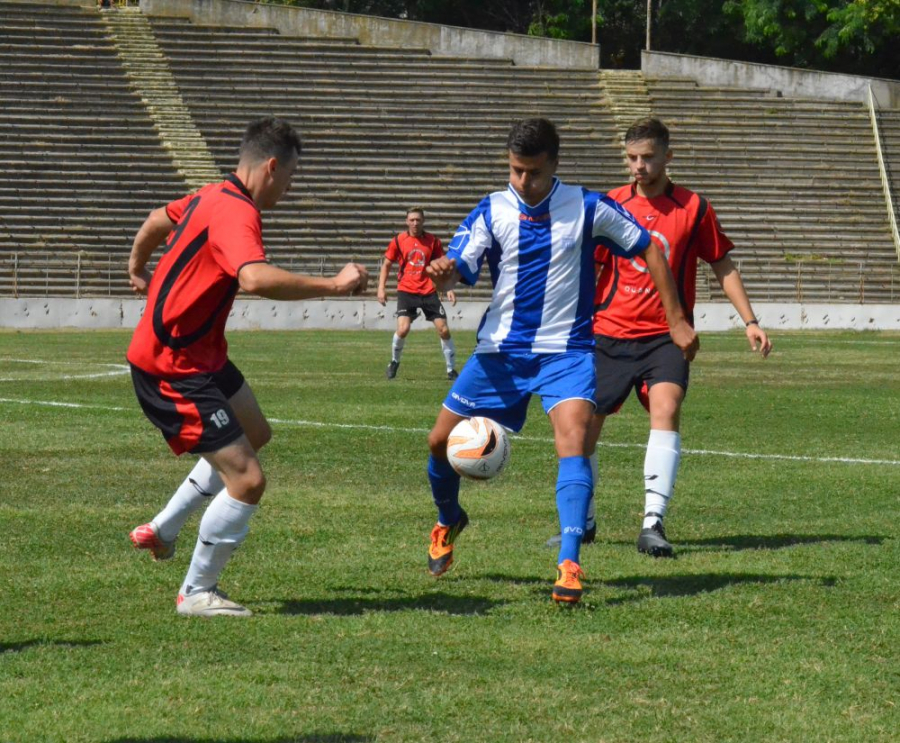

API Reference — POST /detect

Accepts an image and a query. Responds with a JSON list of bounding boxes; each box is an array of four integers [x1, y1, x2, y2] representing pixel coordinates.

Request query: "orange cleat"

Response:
[[427, 509, 469, 577], [552, 559, 585, 604]]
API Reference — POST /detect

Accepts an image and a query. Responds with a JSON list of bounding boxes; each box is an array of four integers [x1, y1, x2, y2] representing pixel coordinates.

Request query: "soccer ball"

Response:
[[446, 416, 511, 480]]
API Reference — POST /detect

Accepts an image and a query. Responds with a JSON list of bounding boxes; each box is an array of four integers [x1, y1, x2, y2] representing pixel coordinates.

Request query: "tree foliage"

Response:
[[257, 0, 899, 77]]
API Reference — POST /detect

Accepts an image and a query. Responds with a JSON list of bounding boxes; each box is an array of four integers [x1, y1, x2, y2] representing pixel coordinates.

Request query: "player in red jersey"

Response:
[[377, 207, 458, 380], [552, 117, 771, 556], [126, 117, 368, 616]]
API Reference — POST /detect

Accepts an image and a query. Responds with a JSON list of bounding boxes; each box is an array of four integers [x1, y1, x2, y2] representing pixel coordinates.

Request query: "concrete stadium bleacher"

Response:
[[1, 0, 897, 306], [0, 1, 186, 296], [645, 77, 900, 303], [146, 14, 624, 300]]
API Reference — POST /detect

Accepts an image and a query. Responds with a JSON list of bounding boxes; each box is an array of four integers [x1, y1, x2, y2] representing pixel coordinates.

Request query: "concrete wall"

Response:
[[3, 298, 900, 331], [643, 50, 900, 109], [139, 0, 599, 70]]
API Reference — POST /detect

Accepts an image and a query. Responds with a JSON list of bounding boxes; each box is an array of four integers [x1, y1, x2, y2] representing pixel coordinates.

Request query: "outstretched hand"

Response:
[[334, 263, 370, 296], [426, 256, 458, 292]]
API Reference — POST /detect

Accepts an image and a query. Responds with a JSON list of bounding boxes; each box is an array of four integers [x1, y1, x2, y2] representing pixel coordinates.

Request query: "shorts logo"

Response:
[[451, 392, 476, 409]]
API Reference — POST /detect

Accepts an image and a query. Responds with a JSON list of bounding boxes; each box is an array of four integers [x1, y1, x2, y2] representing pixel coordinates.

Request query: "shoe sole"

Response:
[[129, 529, 175, 561], [637, 541, 675, 558], [552, 588, 582, 604]]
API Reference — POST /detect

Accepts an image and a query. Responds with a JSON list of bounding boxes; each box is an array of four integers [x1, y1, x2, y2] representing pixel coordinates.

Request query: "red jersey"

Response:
[[127, 174, 267, 377], [385, 231, 443, 295], [593, 181, 733, 339]]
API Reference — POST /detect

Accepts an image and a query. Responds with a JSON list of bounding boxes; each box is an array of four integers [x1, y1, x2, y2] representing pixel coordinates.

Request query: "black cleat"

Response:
[[545, 521, 596, 548], [386, 361, 399, 380], [447, 369, 459, 381], [637, 519, 674, 558]]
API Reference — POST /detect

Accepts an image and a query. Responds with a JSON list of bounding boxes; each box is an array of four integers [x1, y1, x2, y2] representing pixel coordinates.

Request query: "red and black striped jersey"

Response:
[[384, 232, 443, 295], [127, 174, 267, 377], [593, 181, 733, 339]]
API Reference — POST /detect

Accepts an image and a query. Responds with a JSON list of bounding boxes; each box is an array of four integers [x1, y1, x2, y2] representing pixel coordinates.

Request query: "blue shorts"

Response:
[[442, 351, 596, 433]]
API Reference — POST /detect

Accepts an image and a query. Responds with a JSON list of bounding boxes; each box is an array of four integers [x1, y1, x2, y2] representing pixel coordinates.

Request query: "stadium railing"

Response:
[[868, 85, 900, 262]]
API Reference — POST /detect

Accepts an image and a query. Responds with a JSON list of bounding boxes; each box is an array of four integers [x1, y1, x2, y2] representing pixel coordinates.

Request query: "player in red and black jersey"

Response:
[[126, 117, 368, 617], [549, 117, 772, 556], [593, 118, 771, 556], [376, 207, 458, 380]]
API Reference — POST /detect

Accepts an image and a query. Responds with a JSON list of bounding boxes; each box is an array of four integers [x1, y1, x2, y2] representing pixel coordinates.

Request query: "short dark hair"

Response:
[[507, 118, 560, 160], [239, 117, 302, 164], [406, 206, 425, 217], [625, 117, 670, 150]]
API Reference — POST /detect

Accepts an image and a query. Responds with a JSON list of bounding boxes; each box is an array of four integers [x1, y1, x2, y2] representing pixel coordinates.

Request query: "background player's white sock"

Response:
[[154, 458, 223, 542], [643, 429, 681, 528], [180, 491, 258, 595], [441, 338, 456, 371], [391, 334, 405, 363]]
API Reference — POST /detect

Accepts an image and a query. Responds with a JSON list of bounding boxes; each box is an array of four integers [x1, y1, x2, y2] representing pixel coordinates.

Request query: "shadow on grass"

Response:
[[605, 572, 837, 604], [668, 534, 887, 552], [275, 591, 503, 616], [104, 736, 373, 743], [1, 639, 104, 654]]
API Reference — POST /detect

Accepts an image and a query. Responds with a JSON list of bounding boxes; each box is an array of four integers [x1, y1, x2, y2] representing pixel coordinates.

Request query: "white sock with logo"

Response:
[[154, 458, 223, 543], [392, 334, 405, 363], [180, 491, 258, 596], [643, 429, 681, 529], [441, 338, 456, 372]]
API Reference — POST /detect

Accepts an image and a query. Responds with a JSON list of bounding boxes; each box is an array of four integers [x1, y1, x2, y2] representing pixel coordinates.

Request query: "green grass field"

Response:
[[1, 328, 898, 742]]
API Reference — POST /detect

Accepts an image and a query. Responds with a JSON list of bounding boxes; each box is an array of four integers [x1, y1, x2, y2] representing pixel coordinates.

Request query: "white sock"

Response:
[[643, 429, 681, 528], [441, 338, 456, 372], [180, 490, 258, 595], [587, 451, 598, 528], [154, 458, 223, 542], [391, 334, 405, 363]]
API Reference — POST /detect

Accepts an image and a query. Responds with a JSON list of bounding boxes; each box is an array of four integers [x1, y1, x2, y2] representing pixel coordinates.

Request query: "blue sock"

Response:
[[428, 454, 461, 525], [556, 456, 593, 565]]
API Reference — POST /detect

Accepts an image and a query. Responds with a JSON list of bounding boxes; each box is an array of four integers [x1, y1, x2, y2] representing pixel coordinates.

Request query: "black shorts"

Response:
[[395, 290, 446, 322], [130, 360, 246, 456], [594, 334, 690, 415]]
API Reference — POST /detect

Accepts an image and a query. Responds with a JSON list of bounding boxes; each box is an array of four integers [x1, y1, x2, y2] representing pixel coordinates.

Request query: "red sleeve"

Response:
[[697, 201, 734, 264], [384, 236, 402, 262], [208, 202, 267, 277], [165, 192, 195, 223], [432, 236, 444, 260]]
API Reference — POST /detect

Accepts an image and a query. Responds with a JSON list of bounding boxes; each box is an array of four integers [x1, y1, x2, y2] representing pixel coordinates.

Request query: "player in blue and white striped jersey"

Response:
[[423, 118, 698, 603]]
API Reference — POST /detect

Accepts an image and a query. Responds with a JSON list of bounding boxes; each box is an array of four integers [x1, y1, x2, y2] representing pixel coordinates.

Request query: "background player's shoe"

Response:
[[544, 520, 596, 548], [129, 521, 176, 561], [386, 361, 400, 380], [427, 508, 469, 576], [447, 369, 459, 380], [637, 517, 674, 558], [176, 586, 252, 617], [552, 559, 585, 604]]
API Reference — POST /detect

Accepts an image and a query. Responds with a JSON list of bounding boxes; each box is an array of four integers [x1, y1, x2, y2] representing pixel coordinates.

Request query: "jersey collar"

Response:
[[225, 173, 259, 211], [630, 178, 674, 200], [508, 176, 560, 218]]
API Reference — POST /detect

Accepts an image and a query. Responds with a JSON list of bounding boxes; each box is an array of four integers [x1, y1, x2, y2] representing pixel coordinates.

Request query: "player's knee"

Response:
[[427, 430, 448, 459]]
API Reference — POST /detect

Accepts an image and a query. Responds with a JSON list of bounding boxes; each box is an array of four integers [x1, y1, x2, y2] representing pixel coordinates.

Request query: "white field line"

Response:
[[0, 359, 130, 382], [0, 396, 896, 467]]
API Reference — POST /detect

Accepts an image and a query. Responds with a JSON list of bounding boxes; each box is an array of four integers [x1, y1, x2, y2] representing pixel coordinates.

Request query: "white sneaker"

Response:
[[176, 586, 252, 617]]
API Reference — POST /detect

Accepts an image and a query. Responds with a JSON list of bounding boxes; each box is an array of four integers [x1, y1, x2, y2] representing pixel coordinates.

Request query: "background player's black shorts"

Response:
[[594, 333, 690, 415], [395, 290, 446, 322], [130, 360, 246, 456]]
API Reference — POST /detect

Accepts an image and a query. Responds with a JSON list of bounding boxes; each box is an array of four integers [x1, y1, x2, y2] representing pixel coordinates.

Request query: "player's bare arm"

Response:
[[377, 257, 393, 306], [128, 207, 175, 294], [445, 289, 457, 306], [239, 261, 368, 300], [425, 256, 459, 292], [711, 255, 772, 358], [641, 242, 699, 361]]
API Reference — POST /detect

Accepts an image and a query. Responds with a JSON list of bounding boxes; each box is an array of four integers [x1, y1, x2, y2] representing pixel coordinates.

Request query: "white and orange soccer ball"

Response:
[[446, 416, 511, 480]]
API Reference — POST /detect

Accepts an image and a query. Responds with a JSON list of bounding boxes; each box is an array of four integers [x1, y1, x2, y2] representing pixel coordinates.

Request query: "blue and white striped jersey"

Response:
[[448, 177, 651, 354]]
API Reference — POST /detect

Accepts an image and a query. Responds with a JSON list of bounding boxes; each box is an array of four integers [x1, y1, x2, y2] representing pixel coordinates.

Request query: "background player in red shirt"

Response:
[[559, 117, 772, 556], [126, 117, 368, 616], [376, 207, 458, 380]]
